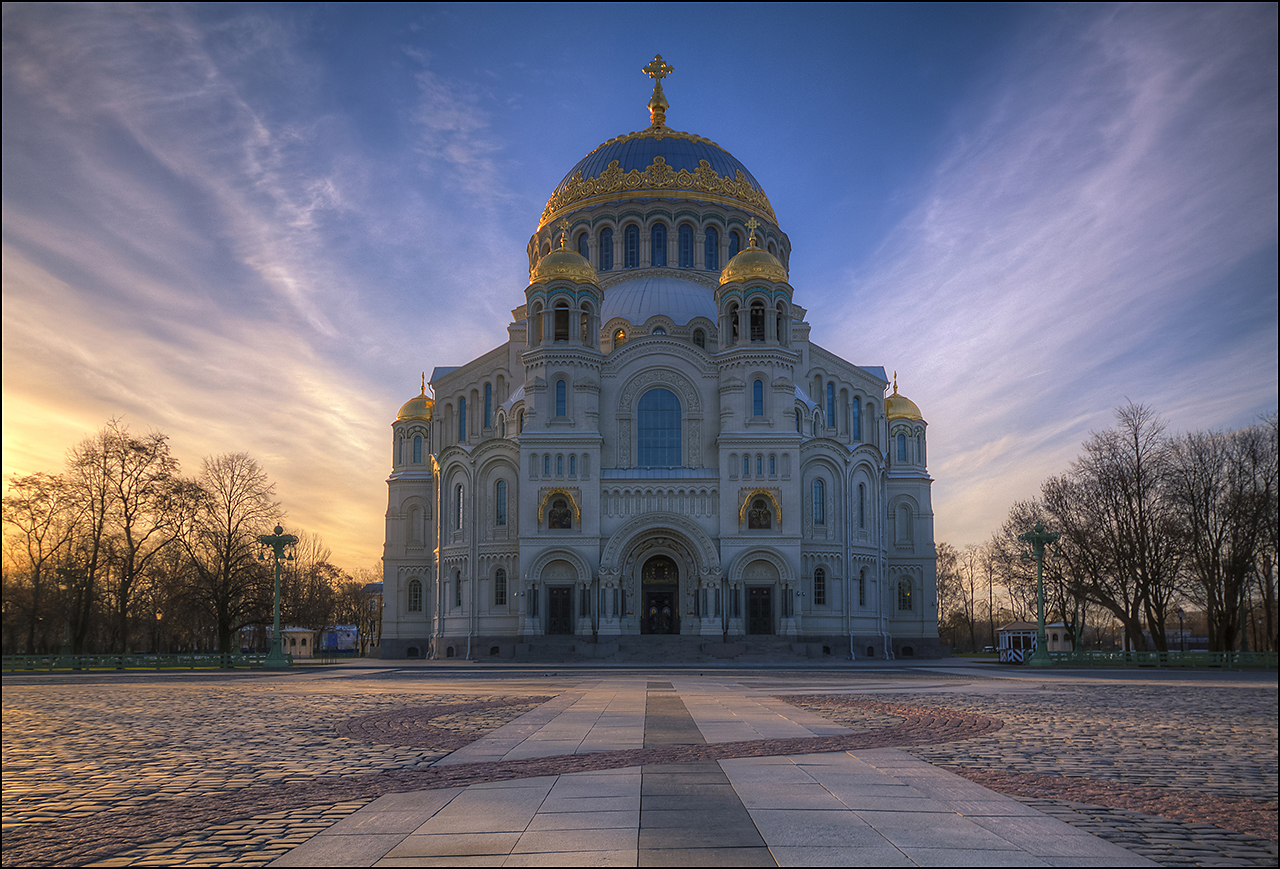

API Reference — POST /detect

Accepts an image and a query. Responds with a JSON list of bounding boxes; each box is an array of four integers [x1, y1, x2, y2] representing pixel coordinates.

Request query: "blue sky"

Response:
[[3, 3, 1276, 570]]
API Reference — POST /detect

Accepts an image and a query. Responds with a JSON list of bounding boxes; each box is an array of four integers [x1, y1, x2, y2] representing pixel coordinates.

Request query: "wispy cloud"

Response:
[[824, 4, 1278, 544]]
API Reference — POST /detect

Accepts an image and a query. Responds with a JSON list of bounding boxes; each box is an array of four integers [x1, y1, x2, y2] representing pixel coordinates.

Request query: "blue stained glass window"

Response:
[[496, 480, 507, 526], [637, 388, 681, 467], [678, 225, 693, 268], [753, 380, 763, 416], [484, 383, 492, 429], [556, 379, 566, 416], [458, 398, 467, 443], [569, 454, 576, 475], [577, 232, 589, 260], [625, 225, 639, 268], [769, 454, 775, 475], [813, 478, 825, 524], [826, 383, 835, 427], [897, 433, 907, 462], [852, 397, 861, 441], [413, 435, 422, 463], [728, 231, 741, 258], [543, 455, 550, 475], [705, 227, 719, 271], [557, 455, 563, 475], [651, 223, 667, 267], [599, 227, 613, 271], [743, 455, 750, 475]]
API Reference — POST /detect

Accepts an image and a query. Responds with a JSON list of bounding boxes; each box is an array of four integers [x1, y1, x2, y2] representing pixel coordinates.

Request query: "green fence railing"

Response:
[[1048, 650, 1277, 669], [2, 652, 293, 672]]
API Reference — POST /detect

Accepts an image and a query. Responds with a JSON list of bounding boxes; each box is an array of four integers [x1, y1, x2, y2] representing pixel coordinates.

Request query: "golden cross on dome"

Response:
[[643, 54, 674, 126], [557, 218, 571, 248], [746, 217, 760, 246]]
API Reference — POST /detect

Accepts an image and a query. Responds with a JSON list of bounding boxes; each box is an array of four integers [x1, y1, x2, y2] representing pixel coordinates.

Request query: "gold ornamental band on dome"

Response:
[[539, 154, 778, 229], [536, 488, 582, 525], [738, 488, 783, 525]]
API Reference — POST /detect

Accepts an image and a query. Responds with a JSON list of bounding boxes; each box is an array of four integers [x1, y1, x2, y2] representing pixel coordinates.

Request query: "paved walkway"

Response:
[[269, 676, 1153, 867]]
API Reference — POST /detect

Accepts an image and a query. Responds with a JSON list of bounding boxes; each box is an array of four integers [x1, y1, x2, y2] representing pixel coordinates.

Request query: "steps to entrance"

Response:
[[512, 634, 821, 664]]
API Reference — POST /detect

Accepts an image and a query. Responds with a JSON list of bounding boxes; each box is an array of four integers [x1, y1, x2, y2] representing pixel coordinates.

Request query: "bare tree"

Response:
[[2, 473, 79, 653], [182, 454, 281, 655]]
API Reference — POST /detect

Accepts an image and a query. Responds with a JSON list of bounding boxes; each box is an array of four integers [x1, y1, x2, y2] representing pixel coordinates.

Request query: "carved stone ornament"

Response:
[[619, 368, 701, 414]]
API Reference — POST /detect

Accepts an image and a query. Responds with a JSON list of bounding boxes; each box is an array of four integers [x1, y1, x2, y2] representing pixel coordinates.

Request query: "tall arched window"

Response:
[[613, 328, 626, 348], [728, 303, 739, 343], [637, 388, 681, 466], [750, 303, 765, 341], [494, 568, 507, 605], [858, 483, 866, 529], [517, 410, 524, 434], [599, 227, 613, 271], [728, 231, 741, 259], [532, 303, 543, 343], [458, 398, 467, 443], [826, 383, 835, 426], [413, 435, 422, 463], [556, 454, 563, 475], [454, 570, 462, 607], [753, 380, 764, 416], [408, 578, 423, 612], [624, 225, 639, 268], [776, 302, 788, 346], [543, 455, 550, 476], [769, 454, 776, 475], [555, 379, 566, 416], [577, 232, 589, 260], [813, 478, 825, 525], [813, 568, 826, 606], [495, 480, 507, 526], [743, 455, 750, 476], [650, 223, 667, 267], [678, 224, 693, 268], [898, 504, 913, 541], [795, 408, 802, 433], [897, 433, 907, 462], [569, 454, 576, 475], [898, 577, 913, 611], [484, 383, 492, 429], [500, 416, 506, 438], [454, 484, 464, 530], [852, 397, 861, 441], [704, 226, 719, 270], [859, 569, 866, 606], [554, 303, 569, 342], [693, 329, 705, 349]]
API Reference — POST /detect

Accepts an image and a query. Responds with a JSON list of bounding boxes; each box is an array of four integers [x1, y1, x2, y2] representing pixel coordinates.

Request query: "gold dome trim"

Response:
[[886, 371, 923, 421], [396, 374, 434, 421], [531, 220, 598, 284], [540, 153, 777, 229], [719, 223, 788, 285]]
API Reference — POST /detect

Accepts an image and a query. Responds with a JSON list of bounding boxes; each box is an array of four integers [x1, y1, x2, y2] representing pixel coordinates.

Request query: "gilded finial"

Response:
[[421, 372, 426, 395], [892, 371, 898, 394], [746, 217, 760, 247], [557, 217, 572, 249], [642, 54, 674, 127]]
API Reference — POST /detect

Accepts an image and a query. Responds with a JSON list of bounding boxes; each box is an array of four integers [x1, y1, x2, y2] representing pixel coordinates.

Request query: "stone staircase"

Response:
[[513, 633, 821, 664]]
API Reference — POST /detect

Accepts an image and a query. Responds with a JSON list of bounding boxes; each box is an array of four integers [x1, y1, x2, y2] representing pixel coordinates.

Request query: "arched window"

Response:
[[548, 497, 572, 529], [769, 454, 776, 475], [813, 478, 825, 525], [859, 569, 867, 606], [624, 225, 639, 268], [651, 223, 667, 267], [495, 568, 507, 605], [756, 454, 763, 475], [458, 398, 467, 443], [556, 454, 563, 476], [743, 455, 750, 476], [852, 397, 861, 441], [678, 224, 693, 268], [454, 570, 462, 607], [813, 568, 826, 606], [637, 388, 681, 467], [577, 232, 589, 260], [704, 226, 719, 270], [728, 231, 741, 259], [532, 303, 543, 343], [898, 504, 913, 541], [599, 227, 613, 271], [580, 304, 591, 344], [858, 483, 866, 529], [454, 484, 464, 530], [517, 410, 524, 434], [748, 497, 772, 529], [554, 303, 569, 342], [408, 578, 422, 612], [495, 480, 507, 526], [693, 329, 705, 349], [729, 303, 740, 343], [500, 416, 506, 438], [543, 455, 550, 476], [569, 454, 576, 475], [826, 383, 835, 427], [897, 433, 907, 462], [555, 379, 566, 416], [652, 326, 666, 335], [776, 302, 788, 346], [753, 379, 764, 416], [484, 383, 492, 429], [898, 578, 913, 611], [796, 408, 802, 433], [750, 302, 765, 342], [614, 328, 627, 348], [413, 435, 422, 463]]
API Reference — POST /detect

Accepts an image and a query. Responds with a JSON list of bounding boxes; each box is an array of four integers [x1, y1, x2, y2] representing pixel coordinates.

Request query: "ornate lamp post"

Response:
[[257, 525, 297, 668], [1019, 521, 1060, 668]]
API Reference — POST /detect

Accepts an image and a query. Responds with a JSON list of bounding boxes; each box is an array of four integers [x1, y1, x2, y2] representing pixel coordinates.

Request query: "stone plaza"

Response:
[[1, 660, 1275, 867]]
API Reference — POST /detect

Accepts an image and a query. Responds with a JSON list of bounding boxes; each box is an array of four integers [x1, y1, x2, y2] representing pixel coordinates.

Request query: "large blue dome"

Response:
[[540, 128, 776, 229]]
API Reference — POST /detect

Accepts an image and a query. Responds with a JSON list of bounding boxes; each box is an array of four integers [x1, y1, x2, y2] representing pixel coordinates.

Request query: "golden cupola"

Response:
[[531, 221, 597, 285], [396, 376, 434, 421], [720, 223, 788, 286], [885, 372, 923, 421]]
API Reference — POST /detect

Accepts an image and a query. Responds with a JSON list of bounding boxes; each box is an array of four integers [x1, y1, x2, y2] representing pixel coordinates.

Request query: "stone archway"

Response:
[[601, 513, 720, 636]]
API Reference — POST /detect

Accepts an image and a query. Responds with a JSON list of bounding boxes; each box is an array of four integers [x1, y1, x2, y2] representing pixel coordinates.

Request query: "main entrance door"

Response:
[[547, 587, 573, 635], [747, 587, 773, 635], [641, 555, 679, 635]]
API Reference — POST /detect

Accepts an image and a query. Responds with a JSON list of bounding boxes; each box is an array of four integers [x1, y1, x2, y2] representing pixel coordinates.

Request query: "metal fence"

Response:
[[2, 652, 293, 672], [1047, 650, 1277, 669]]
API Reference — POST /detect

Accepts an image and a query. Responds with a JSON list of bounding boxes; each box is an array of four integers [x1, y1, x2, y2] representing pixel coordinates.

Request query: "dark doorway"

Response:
[[643, 590, 677, 634], [547, 587, 573, 635], [747, 587, 773, 635]]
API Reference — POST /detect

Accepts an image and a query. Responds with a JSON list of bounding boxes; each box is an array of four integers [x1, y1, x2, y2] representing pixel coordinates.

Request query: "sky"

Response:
[[3, 3, 1277, 572]]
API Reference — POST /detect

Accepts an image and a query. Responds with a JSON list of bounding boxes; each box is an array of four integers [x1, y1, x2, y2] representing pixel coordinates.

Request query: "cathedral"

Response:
[[381, 58, 940, 660]]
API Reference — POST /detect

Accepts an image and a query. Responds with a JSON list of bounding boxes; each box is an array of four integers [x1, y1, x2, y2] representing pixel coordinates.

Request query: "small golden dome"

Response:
[[719, 230, 787, 286], [886, 372, 923, 421], [531, 224, 597, 285], [396, 376, 434, 421]]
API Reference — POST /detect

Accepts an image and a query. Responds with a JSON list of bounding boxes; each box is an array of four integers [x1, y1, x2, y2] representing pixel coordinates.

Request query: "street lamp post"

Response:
[[1018, 522, 1060, 668], [257, 524, 298, 668]]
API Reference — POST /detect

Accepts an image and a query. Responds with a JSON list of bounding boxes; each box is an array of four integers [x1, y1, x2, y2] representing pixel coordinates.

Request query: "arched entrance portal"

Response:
[[641, 555, 679, 634]]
